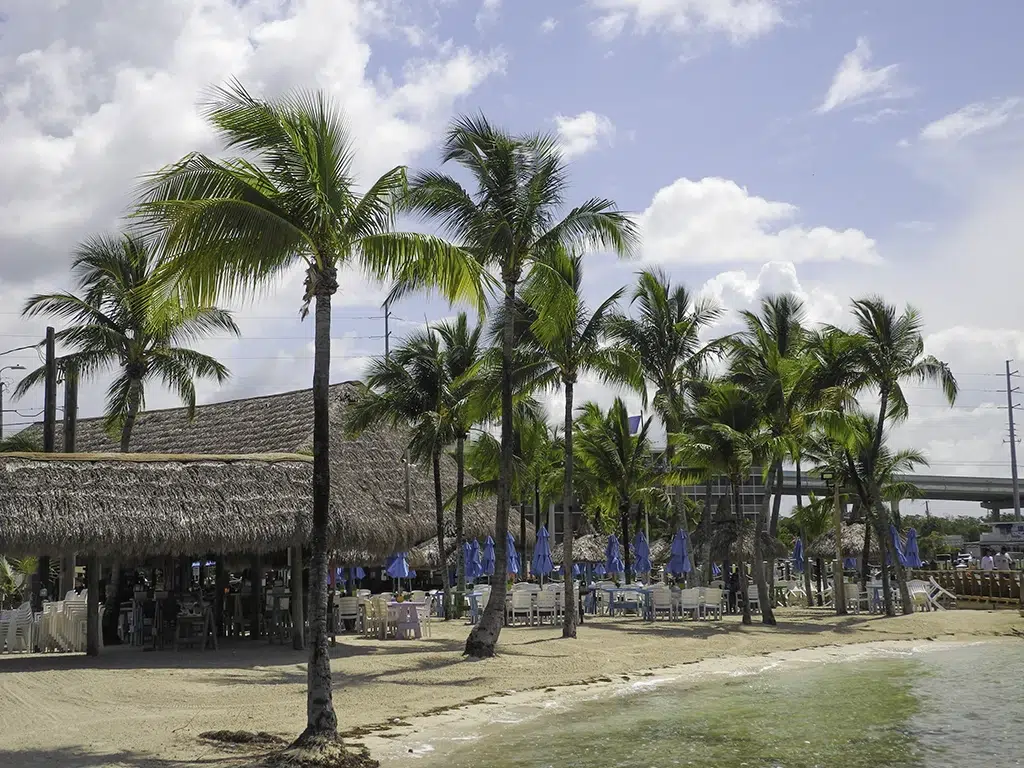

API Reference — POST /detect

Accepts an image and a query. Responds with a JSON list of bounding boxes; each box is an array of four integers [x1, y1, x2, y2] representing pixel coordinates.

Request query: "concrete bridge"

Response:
[[779, 470, 1020, 513]]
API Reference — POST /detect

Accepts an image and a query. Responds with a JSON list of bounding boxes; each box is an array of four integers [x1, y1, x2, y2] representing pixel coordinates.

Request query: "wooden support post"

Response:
[[86, 555, 100, 656], [290, 545, 305, 650], [59, 553, 76, 598], [214, 557, 227, 637], [250, 554, 262, 639]]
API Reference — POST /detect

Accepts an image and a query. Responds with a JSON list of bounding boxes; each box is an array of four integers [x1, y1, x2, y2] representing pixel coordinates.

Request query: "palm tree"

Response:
[[17, 233, 237, 451], [606, 270, 723, 543], [832, 298, 957, 616], [134, 82, 481, 748], [792, 492, 832, 605], [574, 399, 666, 579], [519, 247, 639, 638], [675, 382, 778, 625], [347, 328, 456, 615], [405, 116, 638, 657], [434, 314, 486, 617]]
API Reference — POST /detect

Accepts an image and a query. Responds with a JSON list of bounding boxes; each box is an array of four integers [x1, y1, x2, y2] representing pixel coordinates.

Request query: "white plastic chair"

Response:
[[534, 591, 558, 624], [677, 587, 703, 620], [700, 587, 724, 620], [509, 591, 534, 625], [336, 596, 361, 632], [746, 584, 761, 613], [649, 587, 675, 620]]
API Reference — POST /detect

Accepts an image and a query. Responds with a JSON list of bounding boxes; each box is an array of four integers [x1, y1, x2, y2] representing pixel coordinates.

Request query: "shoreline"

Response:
[[0, 607, 1020, 767], [360, 636, 1007, 765]]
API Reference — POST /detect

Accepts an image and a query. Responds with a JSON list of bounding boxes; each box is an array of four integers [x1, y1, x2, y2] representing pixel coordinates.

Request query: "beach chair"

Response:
[[649, 587, 675, 621], [927, 577, 954, 610], [746, 585, 760, 613], [701, 588, 724, 620], [414, 602, 432, 638], [534, 591, 558, 625], [908, 580, 931, 612], [509, 590, 534, 626], [409, 590, 427, 603], [677, 587, 703, 620], [336, 596, 361, 633]]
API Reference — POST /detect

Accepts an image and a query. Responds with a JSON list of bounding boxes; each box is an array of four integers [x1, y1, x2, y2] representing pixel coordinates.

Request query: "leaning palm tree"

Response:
[[347, 329, 455, 616], [606, 270, 723, 541], [17, 233, 237, 451], [829, 298, 957, 616], [134, 82, 481, 751], [519, 247, 640, 637], [405, 115, 638, 657]]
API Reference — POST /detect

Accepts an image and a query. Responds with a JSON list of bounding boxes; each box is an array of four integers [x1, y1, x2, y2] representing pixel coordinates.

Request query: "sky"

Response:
[[1, 0, 1022, 518]]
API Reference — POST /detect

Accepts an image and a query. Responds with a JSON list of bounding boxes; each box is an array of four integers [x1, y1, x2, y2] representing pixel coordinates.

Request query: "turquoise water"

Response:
[[414, 642, 1023, 768]]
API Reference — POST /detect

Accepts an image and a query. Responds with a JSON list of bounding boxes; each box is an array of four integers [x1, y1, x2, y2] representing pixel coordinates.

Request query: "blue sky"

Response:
[[1, 0, 1022, 516]]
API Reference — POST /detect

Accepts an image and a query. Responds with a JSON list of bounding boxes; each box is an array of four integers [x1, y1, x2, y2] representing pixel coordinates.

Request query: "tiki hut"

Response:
[[807, 523, 889, 562], [18, 382, 501, 557], [550, 533, 607, 564], [0, 452, 443, 561], [708, 517, 788, 562]]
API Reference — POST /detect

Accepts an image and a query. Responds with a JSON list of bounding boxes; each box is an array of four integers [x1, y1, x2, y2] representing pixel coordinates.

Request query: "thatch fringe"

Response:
[[807, 522, 890, 560]]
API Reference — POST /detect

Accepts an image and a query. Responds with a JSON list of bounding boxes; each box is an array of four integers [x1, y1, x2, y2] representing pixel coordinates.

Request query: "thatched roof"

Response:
[[15, 382, 496, 558], [549, 533, 674, 565], [807, 523, 888, 561], [0, 453, 432, 560], [708, 518, 788, 561]]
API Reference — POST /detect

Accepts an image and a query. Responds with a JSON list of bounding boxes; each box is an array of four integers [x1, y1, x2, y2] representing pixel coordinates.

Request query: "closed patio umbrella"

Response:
[[890, 524, 909, 567], [532, 526, 554, 582], [605, 534, 624, 577], [667, 530, 693, 577], [793, 538, 805, 573], [904, 528, 922, 568], [632, 530, 652, 576], [481, 536, 496, 577], [506, 531, 520, 576]]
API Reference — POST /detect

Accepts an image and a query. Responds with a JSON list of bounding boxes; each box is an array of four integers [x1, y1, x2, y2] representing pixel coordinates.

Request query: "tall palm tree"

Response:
[[675, 382, 779, 625], [574, 399, 666, 579], [17, 233, 237, 451], [434, 314, 486, 617], [606, 270, 723, 542], [347, 328, 456, 615], [405, 116, 638, 657], [519, 247, 639, 637], [832, 298, 957, 616], [134, 82, 480, 747]]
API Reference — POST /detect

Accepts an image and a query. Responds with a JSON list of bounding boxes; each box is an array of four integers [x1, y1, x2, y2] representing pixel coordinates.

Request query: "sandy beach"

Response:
[[1, 608, 1021, 768]]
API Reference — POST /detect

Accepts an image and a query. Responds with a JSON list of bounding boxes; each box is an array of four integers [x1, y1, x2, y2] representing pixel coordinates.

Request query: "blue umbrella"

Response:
[[409, 569, 417, 578], [572, 563, 582, 578], [904, 528, 922, 568], [843, 557, 857, 569], [594, 563, 607, 576], [793, 538, 805, 573], [605, 534, 624, 576], [632, 530, 652, 575], [667, 530, 693, 577], [890, 524, 909, 567], [463, 541, 478, 581], [712, 562, 722, 577], [481, 536, 496, 577], [506, 531, 520, 575], [351, 566, 366, 581], [386, 552, 410, 579], [532, 526, 554, 580]]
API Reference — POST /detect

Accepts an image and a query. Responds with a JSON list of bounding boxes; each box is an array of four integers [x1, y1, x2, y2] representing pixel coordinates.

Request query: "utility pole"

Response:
[[924, 501, 931, 518], [1006, 360, 1021, 521], [62, 363, 78, 452], [43, 327, 57, 452], [384, 300, 391, 361], [0, 363, 26, 441]]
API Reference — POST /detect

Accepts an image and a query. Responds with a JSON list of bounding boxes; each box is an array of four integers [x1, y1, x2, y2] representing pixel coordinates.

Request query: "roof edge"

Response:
[[0, 452, 313, 464]]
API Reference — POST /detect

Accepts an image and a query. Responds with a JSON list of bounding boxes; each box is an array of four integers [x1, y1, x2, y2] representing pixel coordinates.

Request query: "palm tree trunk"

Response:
[[297, 269, 338, 743], [561, 380, 576, 638], [752, 464, 777, 625], [86, 555, 100, 656], [885, 500, 914, 615], [874, 515, 895, 617], [291, 545, 305, 650], [464, 276, 515, 658], [815, 558, 824, 606], [795, 458, 813, 607], [454, 436, 466, 619], [859, 514, 872, 595], [703, 478, 713, 584], [520, 501, 527, 567], [732, 478, 752, 625], [620, 503, 632, 580], [432, 451, 451, 618], [767, 460, 784, 602]]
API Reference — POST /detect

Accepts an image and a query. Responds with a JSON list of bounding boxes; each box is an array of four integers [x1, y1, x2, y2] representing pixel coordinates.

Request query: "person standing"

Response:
[[980, 550, 995, 571], [993, 548, 1013, 570]]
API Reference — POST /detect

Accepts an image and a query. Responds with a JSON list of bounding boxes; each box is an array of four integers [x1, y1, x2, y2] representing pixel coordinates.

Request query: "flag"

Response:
[[627, 414, 642, 435]]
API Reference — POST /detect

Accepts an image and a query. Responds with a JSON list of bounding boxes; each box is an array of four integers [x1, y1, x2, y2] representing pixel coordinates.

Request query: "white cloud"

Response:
[[817, 38, 904, 114], [540, 17, 559, 34], [0, 0, 503, 423], [554, 111, 616, 159], [638, 177, 881, 266], [919, 98, 1020, 143], [853, 107, 905, 124], [587, 0, 785, 44], [475, 0, 501, 31]]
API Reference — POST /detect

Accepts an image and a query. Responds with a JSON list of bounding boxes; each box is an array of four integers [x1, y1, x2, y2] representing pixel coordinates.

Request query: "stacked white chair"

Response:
[[508, 590, 534, 625], [534, 590, 558, 624], [649, 586, 675, 620], [746, 585, 761, 613], [677, 587, 703, 620]]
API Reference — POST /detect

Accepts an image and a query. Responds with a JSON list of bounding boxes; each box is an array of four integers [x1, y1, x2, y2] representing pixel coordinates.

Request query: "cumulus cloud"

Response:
[[919, 98, 1020, 143], [474, 0, 502, 31], [638, 177, 880, 266], [817, 38, 904, 114], [587, 0, 785, 44], [555, 111, 615, 159], [540, 17, 559, 34]]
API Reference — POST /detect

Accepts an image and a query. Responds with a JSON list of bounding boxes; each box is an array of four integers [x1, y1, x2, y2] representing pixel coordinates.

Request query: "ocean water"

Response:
[[410, 641, 1024, 768]]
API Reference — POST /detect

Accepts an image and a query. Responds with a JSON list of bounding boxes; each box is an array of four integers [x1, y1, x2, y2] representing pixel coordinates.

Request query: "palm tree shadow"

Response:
[[0, 746, 247, 768]]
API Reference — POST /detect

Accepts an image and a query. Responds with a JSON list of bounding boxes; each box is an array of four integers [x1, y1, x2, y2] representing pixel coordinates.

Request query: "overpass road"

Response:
[[779, 470, 1020, 510]]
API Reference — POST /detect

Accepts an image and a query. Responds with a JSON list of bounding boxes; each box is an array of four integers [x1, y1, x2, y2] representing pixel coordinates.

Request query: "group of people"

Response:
[[980, 548, 1015, 571]]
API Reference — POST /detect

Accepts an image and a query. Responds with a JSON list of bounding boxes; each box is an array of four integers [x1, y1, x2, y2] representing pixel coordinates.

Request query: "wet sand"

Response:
[[0, 608, 1020, 767]]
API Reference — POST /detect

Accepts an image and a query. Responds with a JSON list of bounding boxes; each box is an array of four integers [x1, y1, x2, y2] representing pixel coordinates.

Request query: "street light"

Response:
[[0, 364, 27, 441]]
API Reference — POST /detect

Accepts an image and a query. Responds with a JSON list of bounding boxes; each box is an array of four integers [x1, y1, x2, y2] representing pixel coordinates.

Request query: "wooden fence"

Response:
[[912, 570, 1023, 607]]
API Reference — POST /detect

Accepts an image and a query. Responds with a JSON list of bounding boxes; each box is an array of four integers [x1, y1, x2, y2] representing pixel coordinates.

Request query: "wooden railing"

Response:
[[911, 570, 1023, 606]]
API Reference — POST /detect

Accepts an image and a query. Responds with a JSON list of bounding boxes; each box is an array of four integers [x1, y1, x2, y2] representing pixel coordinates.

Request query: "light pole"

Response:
[[0, 364, 27, 441], [820, 469, 846, 615]]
